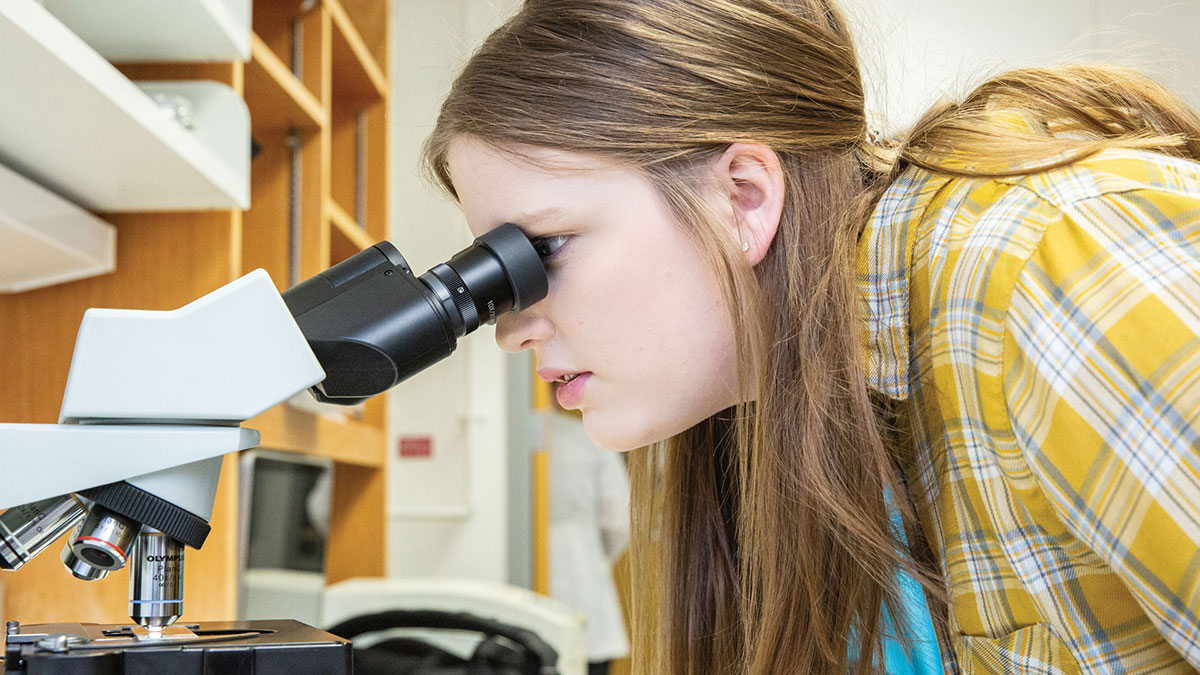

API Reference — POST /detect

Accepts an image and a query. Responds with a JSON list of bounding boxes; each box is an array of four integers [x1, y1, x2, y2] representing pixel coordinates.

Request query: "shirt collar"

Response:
[[857, 166, 949, 401]]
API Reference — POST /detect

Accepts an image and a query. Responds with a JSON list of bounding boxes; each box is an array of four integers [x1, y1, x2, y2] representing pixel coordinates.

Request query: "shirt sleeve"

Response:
[[1003, 186, 1200, 668]]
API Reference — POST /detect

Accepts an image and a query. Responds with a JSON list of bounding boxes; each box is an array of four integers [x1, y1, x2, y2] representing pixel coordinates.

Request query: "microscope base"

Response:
[[3, 619, 350, 675]]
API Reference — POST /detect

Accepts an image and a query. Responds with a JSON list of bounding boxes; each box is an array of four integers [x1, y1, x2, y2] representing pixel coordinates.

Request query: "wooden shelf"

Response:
[[329, 200, 373, 266], [246, 404, 385, 468], [245, 33, 326, 133], [40, 0, 251, 63], [334, 0, 387, 74], [327, 0, 388, 105], [0, 161, 116, 293], [328, 199, 373, 251], [0, 0, 249, 211], [329, 92, 387, 242]]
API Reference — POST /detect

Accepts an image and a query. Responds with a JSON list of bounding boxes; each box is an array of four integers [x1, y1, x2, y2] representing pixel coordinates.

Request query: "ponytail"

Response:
[[894, 64, 1200, 178]]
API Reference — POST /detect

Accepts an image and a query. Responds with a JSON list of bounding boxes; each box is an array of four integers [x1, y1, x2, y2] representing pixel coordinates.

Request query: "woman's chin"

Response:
[[581, 410, 685, 453], [581, 426, 644, 452]]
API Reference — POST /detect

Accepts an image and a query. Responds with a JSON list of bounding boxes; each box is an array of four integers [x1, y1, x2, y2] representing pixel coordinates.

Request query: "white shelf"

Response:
[[0, 160, 116, 293], [0, 0, 250, 211], [41, 0, 251, 63]]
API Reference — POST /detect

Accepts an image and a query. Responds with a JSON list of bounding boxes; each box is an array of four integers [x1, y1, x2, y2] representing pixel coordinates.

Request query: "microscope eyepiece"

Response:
[[423, 223, 549, 332], [283, 223, 549, 405]]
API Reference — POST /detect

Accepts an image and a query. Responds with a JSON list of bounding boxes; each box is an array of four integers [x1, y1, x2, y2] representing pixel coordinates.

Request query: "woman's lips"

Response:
[[537, 367, 583, 383], [554, 372, 592, 409]]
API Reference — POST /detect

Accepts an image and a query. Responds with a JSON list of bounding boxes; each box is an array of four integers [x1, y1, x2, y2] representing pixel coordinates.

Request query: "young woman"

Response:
[[422, 1, 1200, 673]]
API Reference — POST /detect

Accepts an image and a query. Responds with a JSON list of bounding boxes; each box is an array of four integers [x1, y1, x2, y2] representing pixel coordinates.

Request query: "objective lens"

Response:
[[70, 506, 139, 571], [129, 529, 184, 631], [61, 524, 110, 581], [81, 548, 114, 567], [0, 496, 86, 571], [283, 222, 548, 404]]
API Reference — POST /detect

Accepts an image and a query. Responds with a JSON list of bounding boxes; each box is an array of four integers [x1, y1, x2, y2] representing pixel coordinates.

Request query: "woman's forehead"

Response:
[[449, 139, 647, 215], [447, 136, 627, 181]]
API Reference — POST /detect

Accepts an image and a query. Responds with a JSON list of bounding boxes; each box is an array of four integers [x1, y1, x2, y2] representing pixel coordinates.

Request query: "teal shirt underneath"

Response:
[[878, 507, 942, 675], [881, 565, 943, 675]]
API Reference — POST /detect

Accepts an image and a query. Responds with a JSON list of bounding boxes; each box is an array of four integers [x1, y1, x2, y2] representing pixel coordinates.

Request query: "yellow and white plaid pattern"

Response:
[[859, 148, 1200, 674]]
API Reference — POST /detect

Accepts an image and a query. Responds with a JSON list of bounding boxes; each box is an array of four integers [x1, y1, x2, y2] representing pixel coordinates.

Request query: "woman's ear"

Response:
[[712, 143, 784, 266]]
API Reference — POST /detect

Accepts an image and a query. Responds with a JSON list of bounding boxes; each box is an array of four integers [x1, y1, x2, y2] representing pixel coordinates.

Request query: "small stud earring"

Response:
[[741, 241, 750, 252]]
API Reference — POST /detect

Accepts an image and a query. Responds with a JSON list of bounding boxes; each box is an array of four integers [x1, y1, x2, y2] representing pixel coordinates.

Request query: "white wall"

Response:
[[387, 0, 521, 582], [844, 0, 1200, 133]]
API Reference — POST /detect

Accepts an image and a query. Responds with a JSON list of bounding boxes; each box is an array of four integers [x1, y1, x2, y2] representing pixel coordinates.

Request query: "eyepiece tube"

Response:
[[283, 223, 548, 405], [0, 496, 85, 571]]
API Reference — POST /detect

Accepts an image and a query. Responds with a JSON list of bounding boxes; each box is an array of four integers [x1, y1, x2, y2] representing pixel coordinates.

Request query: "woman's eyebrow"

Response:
[[510, 206, 567, 232]]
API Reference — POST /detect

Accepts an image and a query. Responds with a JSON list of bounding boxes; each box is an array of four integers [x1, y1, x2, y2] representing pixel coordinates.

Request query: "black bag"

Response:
[[327, 609, 561, 675]]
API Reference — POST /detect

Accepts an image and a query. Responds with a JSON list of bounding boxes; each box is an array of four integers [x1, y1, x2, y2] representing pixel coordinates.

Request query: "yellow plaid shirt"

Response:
[[859, 148, 1200, 674]]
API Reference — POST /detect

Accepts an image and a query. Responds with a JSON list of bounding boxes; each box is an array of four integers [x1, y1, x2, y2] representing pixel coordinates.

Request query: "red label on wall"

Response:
[[398, 436, 433, 458]]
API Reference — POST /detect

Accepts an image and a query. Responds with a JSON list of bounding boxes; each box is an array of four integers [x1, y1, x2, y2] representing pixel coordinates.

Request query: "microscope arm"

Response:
[[0, 425, 258, 512]]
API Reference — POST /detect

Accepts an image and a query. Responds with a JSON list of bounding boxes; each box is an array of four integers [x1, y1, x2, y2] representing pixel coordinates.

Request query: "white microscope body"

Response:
[[0, 269, 325, 632], [0, 223, 547, 659]]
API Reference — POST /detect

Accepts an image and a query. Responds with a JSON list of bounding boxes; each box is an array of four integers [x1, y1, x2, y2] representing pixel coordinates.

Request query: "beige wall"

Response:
[[387, 0, 521, 581]]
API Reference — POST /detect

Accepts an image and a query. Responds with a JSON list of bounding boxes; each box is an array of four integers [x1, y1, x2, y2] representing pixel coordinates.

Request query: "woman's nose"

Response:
[[495, 308, 554, 353]]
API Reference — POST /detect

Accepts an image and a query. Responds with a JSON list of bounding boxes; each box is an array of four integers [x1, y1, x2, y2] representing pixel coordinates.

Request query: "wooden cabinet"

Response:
[[0, 0, 390, 625]]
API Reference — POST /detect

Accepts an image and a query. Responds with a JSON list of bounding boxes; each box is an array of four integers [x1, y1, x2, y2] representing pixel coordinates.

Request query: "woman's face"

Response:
[[447, 137, 741, 451]]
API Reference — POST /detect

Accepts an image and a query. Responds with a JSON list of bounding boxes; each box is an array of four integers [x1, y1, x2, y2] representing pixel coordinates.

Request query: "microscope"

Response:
[[0, 224, 547, 674]]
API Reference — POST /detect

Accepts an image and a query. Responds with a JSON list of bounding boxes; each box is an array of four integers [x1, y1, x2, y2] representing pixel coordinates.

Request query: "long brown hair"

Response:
[[422, 2, 1200, 673]]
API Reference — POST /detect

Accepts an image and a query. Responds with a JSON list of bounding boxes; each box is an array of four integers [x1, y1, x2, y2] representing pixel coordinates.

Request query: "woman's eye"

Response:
[[531, 234, 568, 261]]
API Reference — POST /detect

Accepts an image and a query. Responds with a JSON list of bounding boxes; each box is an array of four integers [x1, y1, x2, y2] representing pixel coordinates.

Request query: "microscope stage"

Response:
[[3, 619, 350, 675]]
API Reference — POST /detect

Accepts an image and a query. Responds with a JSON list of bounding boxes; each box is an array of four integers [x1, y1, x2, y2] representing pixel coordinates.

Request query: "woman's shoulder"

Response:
[[992, 147, 1200, 210], [882, 147, 1200, 362], [892, 147, 1200, 226], [892, 147, 1200, 275], [862, 148, 1200, 387]]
